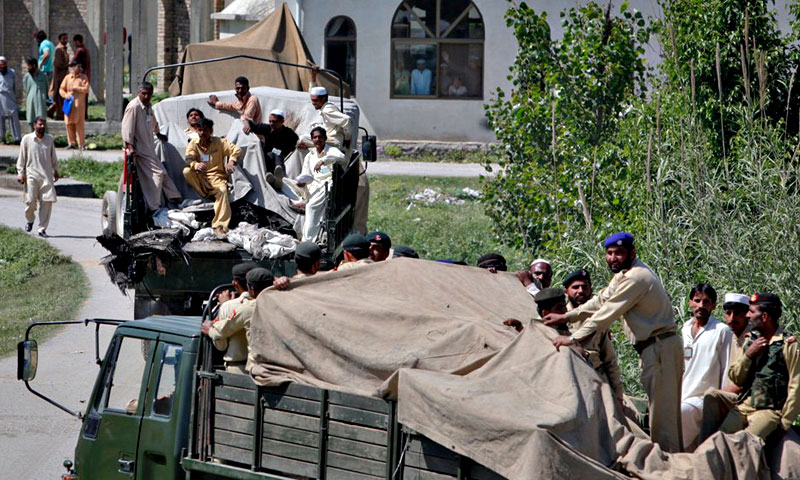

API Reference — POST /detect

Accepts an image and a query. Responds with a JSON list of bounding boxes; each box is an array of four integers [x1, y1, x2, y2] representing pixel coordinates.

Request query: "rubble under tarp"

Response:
[[249, 258, 799, 479]]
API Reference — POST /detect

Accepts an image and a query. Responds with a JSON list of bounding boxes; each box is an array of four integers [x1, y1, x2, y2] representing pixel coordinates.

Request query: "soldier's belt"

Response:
[[634, 331, 677, 355]]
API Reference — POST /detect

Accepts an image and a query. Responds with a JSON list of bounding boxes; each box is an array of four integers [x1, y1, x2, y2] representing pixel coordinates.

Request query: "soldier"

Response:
[[367, 231, 392, 262], [476, 253, 507, 273], [392, 245, 419, 259], [337, 233, 375, 271], [544, 232, 684, 453], [294, 241, 322, 278], [202, 266, 273, 374], [563, 269, 624, 403], [717, 293, 799, 440]]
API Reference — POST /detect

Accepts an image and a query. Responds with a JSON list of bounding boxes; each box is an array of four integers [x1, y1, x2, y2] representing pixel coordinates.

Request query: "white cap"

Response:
[[0, 56, 7, 62], [309, 86, 327, 96], [724, 293, 750, 307], [269, 108, 285, 118], [530, 258, 550, 267]]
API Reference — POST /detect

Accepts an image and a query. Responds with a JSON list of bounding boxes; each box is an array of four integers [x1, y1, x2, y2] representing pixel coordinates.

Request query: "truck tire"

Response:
[[101, 190, 118, 238]]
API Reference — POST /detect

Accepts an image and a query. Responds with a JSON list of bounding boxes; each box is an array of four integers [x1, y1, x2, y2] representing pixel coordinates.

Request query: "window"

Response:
[[325, 16, 357, 95], [98, 337, 151, 414], [152, 344, 182, 417], [391, 0, 484, 99]]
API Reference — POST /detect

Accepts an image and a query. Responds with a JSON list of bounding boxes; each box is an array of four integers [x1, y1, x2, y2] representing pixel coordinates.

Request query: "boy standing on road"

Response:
[[16, 116, 58, 236]]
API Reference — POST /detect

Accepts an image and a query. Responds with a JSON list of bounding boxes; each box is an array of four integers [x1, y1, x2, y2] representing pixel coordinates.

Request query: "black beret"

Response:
[[534, 287, 566, 308], [232, 262, 258, 282], [295, 241, 321, 261], [750, 292, 782, 308], [342, 233, 370, 252], [476, 253, 507, 271], [246, 268, 274, 290], [393, 245, 419, 259], [367, 231, 392, 249], [562, 269, 591, 288]]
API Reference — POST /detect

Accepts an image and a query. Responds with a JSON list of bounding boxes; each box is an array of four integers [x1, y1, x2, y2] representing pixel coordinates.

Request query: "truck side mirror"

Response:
[[17, 340, 38, 382], [361, 135, 377, 162]]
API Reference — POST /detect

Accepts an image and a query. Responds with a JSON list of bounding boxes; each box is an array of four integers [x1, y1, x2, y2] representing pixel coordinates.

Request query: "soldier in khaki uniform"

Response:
[[717, 292, 800, 440], [544, 232, 684, 453], [563, 269, 625, 402], [336, 234, 375, 272], [202, 267, 273, 374]]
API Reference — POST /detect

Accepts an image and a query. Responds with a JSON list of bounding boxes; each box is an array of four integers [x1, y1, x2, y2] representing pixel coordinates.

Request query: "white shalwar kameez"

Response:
[[680, 316, 734, 451], [16, 132, 58, 231], [287, 145, 345, 241]]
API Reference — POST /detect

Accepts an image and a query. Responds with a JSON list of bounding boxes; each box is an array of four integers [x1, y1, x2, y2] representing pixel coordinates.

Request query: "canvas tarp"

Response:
[[168, 4, 348, 98], [248, 259, 774, 479]]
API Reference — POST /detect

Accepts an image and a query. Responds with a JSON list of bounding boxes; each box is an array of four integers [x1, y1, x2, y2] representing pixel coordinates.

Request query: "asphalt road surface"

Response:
[[0, 188, 134, 478]]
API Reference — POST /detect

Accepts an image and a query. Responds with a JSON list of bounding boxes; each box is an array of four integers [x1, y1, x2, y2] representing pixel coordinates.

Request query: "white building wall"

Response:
[[300, 0, 517, 142]]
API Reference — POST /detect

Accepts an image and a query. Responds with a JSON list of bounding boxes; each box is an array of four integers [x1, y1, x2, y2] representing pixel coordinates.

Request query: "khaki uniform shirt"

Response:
[[209, 292, 256, 364], [337, 258, 375, 272], [728, 330, 800, 430], [566, 258, 676, 344], [567, 299, 624, 398], [185, 136, 242, 182]]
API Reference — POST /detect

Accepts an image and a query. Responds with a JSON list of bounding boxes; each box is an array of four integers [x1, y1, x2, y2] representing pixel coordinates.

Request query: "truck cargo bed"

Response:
[[184, 371, 504, 480]]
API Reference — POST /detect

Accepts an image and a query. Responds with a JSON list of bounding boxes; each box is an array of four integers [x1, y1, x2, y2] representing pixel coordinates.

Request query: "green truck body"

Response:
[[30, 316, 503, 480]]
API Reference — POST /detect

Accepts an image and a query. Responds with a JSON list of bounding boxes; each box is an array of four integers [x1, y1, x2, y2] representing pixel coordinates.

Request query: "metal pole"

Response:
[[142, 54, 346, 111]]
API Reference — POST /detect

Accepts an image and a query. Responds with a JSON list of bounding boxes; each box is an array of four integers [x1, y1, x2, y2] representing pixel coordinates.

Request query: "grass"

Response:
[[53, 133, 123, 150], [60, 156, 123, 197], [366, 175, 529, 269], [380, 149, 499, 164], [0, 226, 88, 356]]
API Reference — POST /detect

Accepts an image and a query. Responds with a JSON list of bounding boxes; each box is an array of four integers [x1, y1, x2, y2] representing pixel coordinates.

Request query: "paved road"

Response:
[[0, 188, 133, 478], [0, 144, 497, 177]]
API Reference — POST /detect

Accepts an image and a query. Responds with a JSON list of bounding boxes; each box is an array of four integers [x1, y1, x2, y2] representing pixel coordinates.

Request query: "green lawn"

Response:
[[59, 156, 123, 197], [380, 147, 499, 164], [366, 175, 529, 269], [0, 226, 88, 356]]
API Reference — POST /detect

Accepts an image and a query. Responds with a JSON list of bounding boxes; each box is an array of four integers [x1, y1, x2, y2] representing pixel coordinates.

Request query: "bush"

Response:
[[60, 156, 123, 197]]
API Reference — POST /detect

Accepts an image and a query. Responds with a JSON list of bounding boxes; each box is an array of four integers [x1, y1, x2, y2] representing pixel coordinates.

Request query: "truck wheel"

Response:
[[101, 191, 118, 238]]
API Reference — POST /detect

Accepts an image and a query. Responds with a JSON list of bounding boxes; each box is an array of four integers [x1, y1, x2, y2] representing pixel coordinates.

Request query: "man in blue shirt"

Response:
[[35, 30, 55, 99], [410, 59, 432, 95]]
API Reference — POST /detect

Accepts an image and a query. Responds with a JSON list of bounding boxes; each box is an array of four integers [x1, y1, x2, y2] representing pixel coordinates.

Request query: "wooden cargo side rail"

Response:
[[191, 370, 505, 480]]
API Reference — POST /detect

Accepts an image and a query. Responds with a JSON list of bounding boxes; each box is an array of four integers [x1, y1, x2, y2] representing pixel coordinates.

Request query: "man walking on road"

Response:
[[0, 57, 21, 144], [16, 116, 58, 236], [122, 82, 181, 214], [544, 232, 684, 453]]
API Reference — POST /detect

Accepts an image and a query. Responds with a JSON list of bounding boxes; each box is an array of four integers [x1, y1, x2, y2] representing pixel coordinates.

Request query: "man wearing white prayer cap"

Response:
[[242, 107, 298, 188], [517, 258, 552, 296]]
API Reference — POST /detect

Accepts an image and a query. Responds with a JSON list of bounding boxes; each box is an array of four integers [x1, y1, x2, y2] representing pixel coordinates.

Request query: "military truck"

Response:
[[97, 57, 376, 319], [17, 315, 504, 480]]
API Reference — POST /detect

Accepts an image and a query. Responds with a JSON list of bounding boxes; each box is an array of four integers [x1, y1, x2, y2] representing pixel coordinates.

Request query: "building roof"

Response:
[[211, 0, 275, 22]]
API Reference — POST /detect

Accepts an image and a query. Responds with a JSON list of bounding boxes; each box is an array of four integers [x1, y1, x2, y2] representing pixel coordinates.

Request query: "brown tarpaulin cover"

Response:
[[168, 4, 348, 97], [249, 259, 776, 479]]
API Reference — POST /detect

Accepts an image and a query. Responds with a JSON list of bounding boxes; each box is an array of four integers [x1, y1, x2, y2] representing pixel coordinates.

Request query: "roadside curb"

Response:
[[0, 174, 95, 198]]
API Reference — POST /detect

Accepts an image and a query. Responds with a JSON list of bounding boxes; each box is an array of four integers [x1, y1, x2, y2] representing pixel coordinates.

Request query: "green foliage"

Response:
[[0, 226, 88, 354], [60, 156, 123, 197], [658, 0, 798, 153], [383, 145, 403, 157], [483, 1, 650, 250], [484, 0, 800, 396]]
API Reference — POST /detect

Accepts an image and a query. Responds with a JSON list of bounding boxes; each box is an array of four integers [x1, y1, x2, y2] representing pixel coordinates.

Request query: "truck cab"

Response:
[[73, 316, 200, 479]]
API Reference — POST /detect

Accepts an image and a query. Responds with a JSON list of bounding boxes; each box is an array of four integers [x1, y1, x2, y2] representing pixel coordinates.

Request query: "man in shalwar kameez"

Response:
[[286, 126, 346, 242], [121, 82, 181, 213], [16, 117, 58, 236], [58, 61, 89, 150]]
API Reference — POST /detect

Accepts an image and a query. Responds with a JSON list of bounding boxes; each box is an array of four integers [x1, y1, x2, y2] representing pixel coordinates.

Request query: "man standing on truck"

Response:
[[203, 262, 257, 373], [544, 232, 684, 453], [183, 117, 242, 236], [288, 126, 346, 242], [16, 116, 58, 236], [122, 82, 182, 213]]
